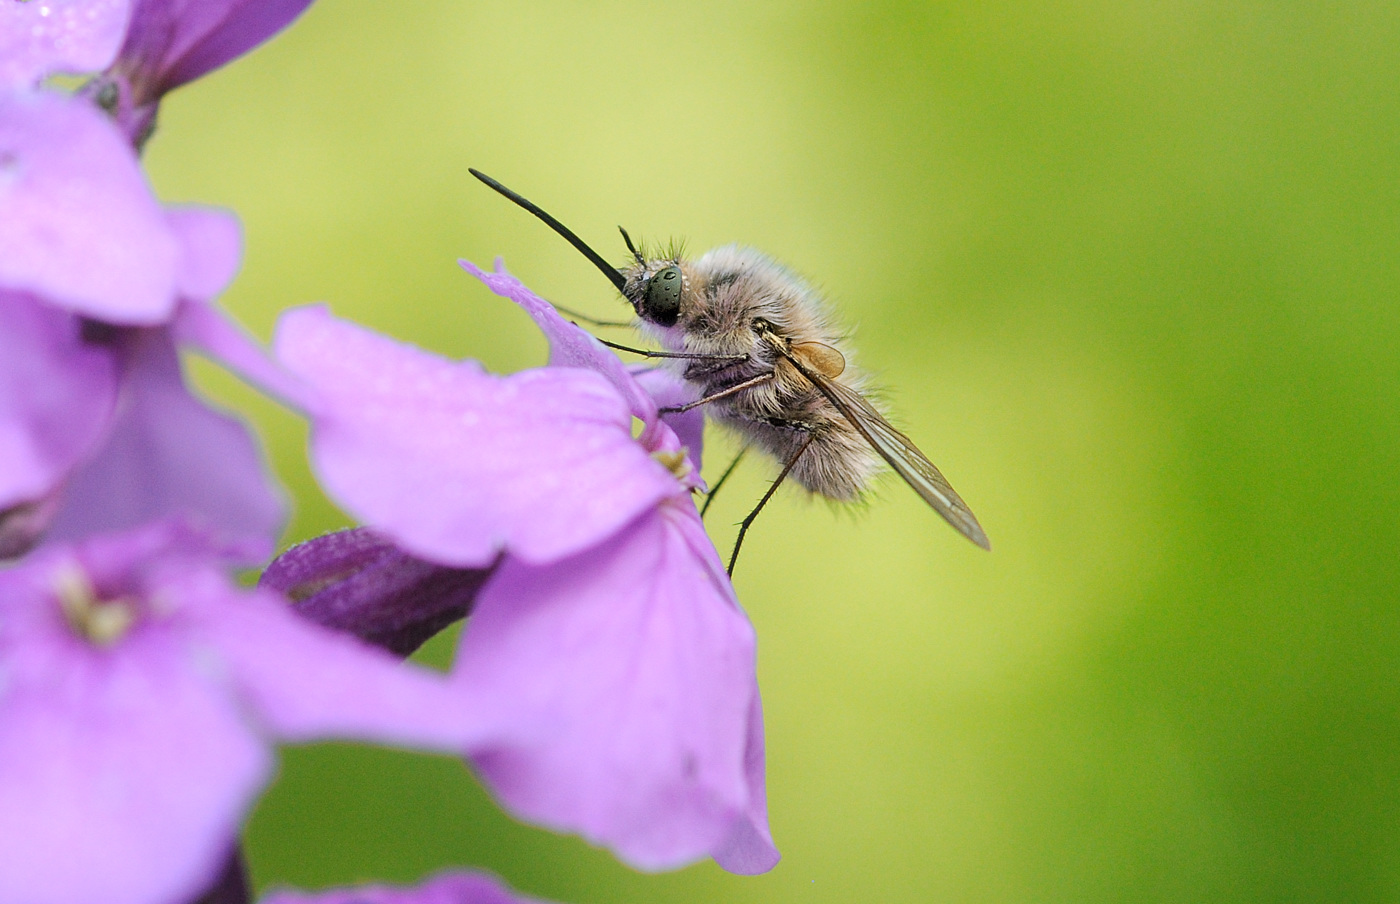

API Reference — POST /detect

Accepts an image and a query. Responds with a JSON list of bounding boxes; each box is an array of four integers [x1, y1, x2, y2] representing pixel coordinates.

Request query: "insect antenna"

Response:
[[728, 435, 815, 576], [471, 170, 745, 365], [469, 169, 627, 294]]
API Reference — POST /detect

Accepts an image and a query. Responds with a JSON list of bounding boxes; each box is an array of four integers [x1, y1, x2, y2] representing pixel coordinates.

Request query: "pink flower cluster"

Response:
[[0, 3, 777, 903]]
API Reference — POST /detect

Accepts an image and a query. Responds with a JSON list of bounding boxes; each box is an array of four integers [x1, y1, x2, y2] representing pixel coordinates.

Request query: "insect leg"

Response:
[[727, 434, 816, 576], [701, 446, 749, 518], [659, 372, 776, 414], [598, 338, 747, 363], [552, 303, 634, 328]]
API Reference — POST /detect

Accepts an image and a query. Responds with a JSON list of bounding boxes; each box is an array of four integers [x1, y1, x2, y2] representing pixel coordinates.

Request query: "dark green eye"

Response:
[[641, 266, 682, 327]]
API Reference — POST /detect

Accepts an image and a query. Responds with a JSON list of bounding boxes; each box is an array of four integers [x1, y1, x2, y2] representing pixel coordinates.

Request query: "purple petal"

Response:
[[455, 499, 777, 872], [160, 209, 321, 412], [43, 328, 285, 562], [261, 528, 491, 657], [0, 522, 492, 903], [712, 691, 779, 874], [461, 258, 659, 428], [0, 0, 131, 89], [274, 305, 679, 567], [0, 552, 271, 904], [0, 91, 178, 322], [631, 364, 705, 474], [173, 297, 319, 412], [167, 204, 241, 301], [119, 0, 316, 98], [190, 576, 484, 751], [0, 292, 119, 510], [260, 871, 555, 904]]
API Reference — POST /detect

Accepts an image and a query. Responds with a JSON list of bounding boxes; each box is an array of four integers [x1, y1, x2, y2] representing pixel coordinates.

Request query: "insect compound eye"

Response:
[[641, 266, 683, 327]]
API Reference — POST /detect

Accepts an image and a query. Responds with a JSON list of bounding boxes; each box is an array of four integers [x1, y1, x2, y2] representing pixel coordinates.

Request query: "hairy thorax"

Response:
[[629, 245, 881, 502]]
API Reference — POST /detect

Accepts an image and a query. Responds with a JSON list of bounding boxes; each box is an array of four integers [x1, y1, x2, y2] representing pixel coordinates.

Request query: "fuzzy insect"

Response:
[[470, 169, 990, 571]]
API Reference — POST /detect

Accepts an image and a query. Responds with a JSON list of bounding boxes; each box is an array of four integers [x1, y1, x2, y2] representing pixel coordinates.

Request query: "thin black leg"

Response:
[[553, 303, 634, 328], [727, 434, 816, 577], [598, 338, 747, 363], [701, 447, 749, 518], [659, 372, 775, 415]]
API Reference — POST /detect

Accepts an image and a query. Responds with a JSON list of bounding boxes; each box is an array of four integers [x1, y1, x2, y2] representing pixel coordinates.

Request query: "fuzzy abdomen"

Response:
[[715, 406, 877, 501]]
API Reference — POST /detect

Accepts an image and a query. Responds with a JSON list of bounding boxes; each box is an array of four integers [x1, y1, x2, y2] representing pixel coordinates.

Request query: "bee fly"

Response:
[[470, 169, 990, 573]]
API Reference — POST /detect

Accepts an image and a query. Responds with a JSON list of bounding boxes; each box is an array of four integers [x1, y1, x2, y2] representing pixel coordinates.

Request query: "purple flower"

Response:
[[268, 263, 778, 873], [0, 0, 132, 91], [0, 3, 324, 554], [272, 305, 678, 567], [115, 0, 318, 102], [260, 871, 555, 904], [0, 90, 295, 557], [456, 260, 777, 873], [457, 260, 704, 469], [91, 0, 316, 142], [0, 520, 480, 904], [39, 317, 288, 560], [0, 0, 316, 144], [0, 91, 177, 322], [0, 290, 119, 532]]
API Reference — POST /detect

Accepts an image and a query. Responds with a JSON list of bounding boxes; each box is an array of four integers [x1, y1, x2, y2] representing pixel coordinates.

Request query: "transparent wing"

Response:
[[793, 356, 991, 550]]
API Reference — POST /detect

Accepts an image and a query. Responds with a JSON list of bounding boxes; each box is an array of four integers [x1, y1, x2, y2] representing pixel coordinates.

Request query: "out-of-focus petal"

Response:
[[258, 527, 393, 597], [188, 573, 484, 750], [0, 522, 497, 903], [273, 305, 678, 567], [173, 297, 318, 412], [260, 871, 554, 904], [0, 292, 119, 510], [167, 204, 241, 302], [119, 0, 316, 98], [0, 555, 271, 904], [0, 91, 178, 322], [0, 0, 131, 89], [260, 528, 492, 656], [163, 206, 323, 407], [461, 258, 660, 429], [43, 329, 285, 562], [455, 499, 776, 872]]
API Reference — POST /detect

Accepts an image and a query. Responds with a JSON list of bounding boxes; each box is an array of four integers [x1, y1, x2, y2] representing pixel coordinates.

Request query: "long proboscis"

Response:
[[468, 169, 627, 294]]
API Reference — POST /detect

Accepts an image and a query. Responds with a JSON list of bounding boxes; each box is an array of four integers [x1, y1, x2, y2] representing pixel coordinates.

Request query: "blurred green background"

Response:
[[144, 1, 1400, 901]]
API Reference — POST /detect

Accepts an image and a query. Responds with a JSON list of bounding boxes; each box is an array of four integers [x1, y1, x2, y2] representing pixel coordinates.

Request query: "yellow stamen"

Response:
[[652, 448, 693, 482], [54, 566, 136, 647]]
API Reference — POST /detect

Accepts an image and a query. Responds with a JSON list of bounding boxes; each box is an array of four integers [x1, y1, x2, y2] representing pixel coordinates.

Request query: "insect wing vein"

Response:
[[789, 355, 990, 549]]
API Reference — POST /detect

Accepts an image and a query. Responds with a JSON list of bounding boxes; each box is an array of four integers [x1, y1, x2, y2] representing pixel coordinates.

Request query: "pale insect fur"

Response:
[[468, 169, 990, 555], [624, 243, 881, 504]]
